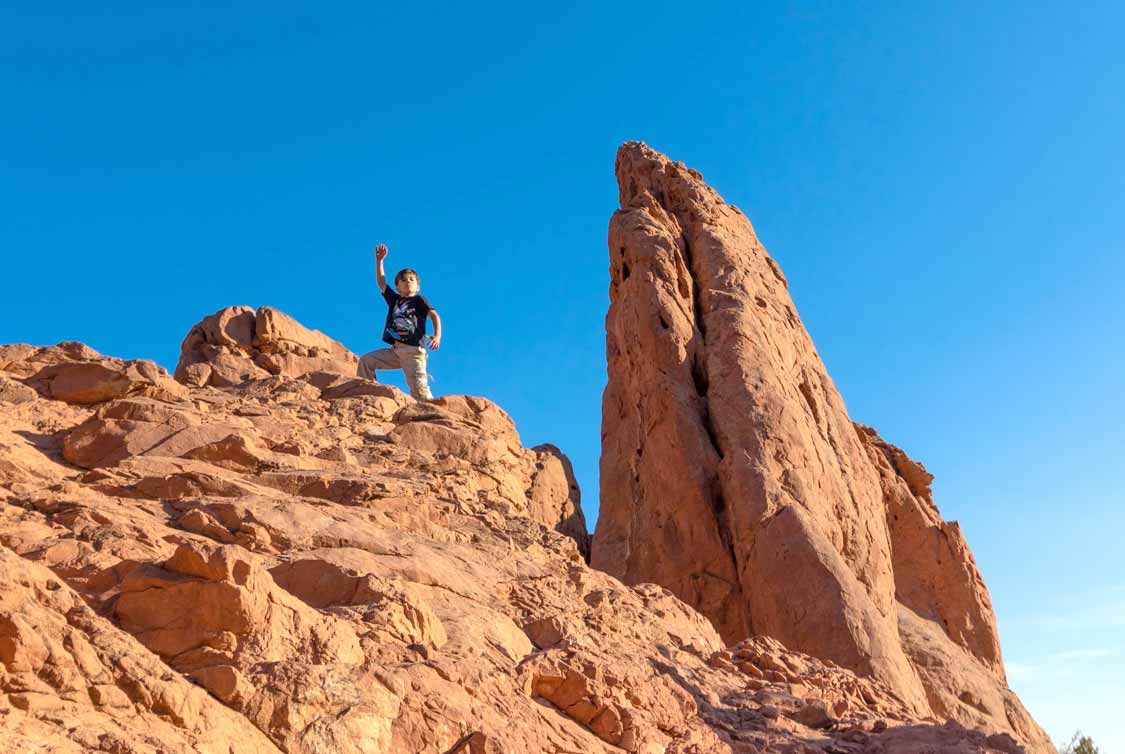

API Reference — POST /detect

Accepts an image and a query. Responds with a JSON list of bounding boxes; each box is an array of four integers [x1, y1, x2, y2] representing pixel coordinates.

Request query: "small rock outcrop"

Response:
[[174, 305, 359, 387], [2, 341, 186, 405], [592, 142, 1052, 752]]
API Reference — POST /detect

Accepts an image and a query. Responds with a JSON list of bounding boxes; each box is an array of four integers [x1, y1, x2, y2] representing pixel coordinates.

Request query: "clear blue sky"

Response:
[[3, 2, 1122, 749]]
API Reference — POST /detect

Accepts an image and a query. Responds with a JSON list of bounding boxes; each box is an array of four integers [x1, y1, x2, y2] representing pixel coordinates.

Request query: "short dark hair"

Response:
[[395, 268, 420, 284]]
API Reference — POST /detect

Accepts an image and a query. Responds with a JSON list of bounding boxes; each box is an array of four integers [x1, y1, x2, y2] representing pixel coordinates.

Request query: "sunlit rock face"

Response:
[[592, 141, 1052, 753]]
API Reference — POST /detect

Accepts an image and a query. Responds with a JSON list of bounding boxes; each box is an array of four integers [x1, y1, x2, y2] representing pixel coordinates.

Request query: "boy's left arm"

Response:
[[426, 310, 442, 350]]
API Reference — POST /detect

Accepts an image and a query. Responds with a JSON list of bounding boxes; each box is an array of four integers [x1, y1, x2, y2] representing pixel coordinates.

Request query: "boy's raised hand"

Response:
[[374, 244, 388, 261]]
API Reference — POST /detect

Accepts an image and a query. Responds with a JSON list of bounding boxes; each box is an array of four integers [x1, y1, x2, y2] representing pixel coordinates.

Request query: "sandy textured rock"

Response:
[[0, 376, 38, 405], [592, 142, 1052, 753]]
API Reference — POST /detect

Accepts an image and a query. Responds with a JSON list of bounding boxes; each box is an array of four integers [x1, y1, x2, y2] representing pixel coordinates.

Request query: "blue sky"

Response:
[[3, 2, 1122, 748]]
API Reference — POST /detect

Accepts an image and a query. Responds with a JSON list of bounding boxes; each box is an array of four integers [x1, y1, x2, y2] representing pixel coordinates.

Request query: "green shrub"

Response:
[[1060, 731, 1102, 754]]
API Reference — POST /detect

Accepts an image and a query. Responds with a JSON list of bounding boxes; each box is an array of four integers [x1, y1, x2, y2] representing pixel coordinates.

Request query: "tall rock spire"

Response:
[[593, 142, 1052, 751]]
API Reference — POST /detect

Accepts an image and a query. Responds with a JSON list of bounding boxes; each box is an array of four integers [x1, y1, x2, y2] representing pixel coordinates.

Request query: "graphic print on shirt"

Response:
[[388, 298, 417, 342]]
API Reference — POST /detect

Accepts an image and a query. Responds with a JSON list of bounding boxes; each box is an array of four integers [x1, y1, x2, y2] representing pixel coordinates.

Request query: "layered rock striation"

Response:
[[592, 142, 1051, 752], [1, 305, 1039, 753]]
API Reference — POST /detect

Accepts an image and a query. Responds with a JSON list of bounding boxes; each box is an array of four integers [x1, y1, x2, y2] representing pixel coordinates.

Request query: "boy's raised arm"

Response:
[[374, 244, 388, 292]]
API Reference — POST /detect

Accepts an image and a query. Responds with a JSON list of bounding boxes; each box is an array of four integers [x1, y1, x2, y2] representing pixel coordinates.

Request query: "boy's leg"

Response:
[[358, 348, 400, 380], [398, 345, 433, 401]]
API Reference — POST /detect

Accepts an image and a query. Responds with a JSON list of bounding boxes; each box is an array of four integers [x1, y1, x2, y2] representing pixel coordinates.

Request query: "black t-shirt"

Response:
[[381, 287, 433, 346]]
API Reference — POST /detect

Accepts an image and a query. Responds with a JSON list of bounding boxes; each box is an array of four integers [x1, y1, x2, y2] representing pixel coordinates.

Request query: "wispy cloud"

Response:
[[1005, 647, 1120, 682], [1005, 661, 1036, 682], [1054, 648, 1117, 661], [1002, 585, 1125, 632], [1033, 603, 1125, 631]]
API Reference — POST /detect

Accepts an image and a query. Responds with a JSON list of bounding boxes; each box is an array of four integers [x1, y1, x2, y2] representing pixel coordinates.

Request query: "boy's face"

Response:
[[396, 272, 420, 296]]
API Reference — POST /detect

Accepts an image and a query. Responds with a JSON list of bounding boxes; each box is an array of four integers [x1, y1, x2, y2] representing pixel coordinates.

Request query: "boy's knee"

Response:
[[361, 349, 399, 375]]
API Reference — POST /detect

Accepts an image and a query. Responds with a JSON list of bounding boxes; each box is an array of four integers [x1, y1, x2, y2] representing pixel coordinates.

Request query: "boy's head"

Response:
[[394, 268, 420, 296]]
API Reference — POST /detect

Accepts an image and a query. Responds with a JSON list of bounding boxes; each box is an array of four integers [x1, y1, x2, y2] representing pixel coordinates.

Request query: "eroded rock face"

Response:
[[592, 142, 1052, 753], [2, 318, 1036, 753], [0, 546, 282, 754]]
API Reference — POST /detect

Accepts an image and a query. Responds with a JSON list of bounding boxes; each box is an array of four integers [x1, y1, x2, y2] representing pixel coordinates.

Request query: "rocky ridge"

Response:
[[0, 166, 1047, 752], [592, 142, 1051, 753]]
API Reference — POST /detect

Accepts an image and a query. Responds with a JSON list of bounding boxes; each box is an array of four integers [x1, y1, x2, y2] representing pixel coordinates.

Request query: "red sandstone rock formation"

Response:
[[1, 311, 1038, 753], [592, 142, 1052, 753], [174, 305, 359, 387]]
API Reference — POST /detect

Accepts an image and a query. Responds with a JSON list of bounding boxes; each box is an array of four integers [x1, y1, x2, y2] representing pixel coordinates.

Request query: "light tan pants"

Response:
[[358, 344, 432, 400]]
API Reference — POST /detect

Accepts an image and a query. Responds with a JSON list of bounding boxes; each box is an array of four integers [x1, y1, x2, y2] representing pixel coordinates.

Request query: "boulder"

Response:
[[1, 342, 186, 404], [528, 444, 590, 559], [175, 305, 359, 386]]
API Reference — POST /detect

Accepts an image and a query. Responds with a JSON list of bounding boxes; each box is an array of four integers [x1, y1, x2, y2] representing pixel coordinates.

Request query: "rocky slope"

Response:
[[592, 142, 1052, 753], [0, 302, 1043, 753]]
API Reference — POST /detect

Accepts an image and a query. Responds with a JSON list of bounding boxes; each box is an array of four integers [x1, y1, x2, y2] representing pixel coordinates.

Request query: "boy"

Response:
[[358, 243, 442, 401]]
